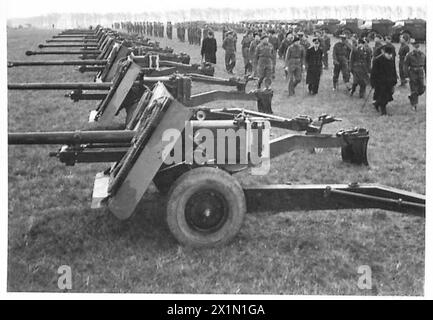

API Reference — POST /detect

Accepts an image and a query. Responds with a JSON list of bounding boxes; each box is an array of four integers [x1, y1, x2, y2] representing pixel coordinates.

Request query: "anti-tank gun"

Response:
[[8, 79, 424, 247]]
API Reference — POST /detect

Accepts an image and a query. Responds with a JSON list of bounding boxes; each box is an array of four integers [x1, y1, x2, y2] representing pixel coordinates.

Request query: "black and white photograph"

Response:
[[2, 0, 431, 300]]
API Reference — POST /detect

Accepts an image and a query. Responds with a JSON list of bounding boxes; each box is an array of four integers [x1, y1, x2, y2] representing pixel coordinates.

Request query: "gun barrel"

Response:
[[8, 82, 112, 90], [8, 60, 108, 67], [9, 130, 135, 145], [26, 50, 101, 56], [46, 39, 98, 43], [52, 35, 98, 39], [38, 44, 99, 48]]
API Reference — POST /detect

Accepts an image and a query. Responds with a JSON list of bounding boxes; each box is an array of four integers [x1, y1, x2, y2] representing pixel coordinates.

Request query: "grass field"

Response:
[[7, 28, 425, 294]]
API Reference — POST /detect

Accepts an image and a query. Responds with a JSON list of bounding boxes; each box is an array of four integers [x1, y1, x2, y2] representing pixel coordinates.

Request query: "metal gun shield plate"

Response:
[[93, 60, 142, 124], [98, 43, 131, 82], [94, 86, 192, 219]]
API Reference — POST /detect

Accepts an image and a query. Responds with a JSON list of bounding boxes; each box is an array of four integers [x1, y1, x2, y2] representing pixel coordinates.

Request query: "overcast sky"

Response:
[[6, 0, 428, 18]]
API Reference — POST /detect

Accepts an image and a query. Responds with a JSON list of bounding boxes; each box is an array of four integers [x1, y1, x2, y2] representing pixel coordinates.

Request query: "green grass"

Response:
[[7, 28, 425, 294]]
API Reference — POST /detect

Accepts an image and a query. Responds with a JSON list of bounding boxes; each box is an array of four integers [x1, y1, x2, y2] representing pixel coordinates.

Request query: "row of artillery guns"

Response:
[[7, 26, 425, 248], [9, 25, 214, 81]]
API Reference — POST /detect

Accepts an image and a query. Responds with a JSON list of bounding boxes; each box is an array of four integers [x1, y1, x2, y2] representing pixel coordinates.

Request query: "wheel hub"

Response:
[[185, 190, 229, 233]]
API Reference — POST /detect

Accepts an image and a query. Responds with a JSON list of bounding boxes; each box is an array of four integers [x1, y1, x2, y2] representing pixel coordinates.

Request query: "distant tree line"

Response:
[[7, 5, 426, 29]]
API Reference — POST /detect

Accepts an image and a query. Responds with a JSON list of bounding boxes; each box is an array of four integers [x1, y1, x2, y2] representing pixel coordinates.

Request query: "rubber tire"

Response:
[[166, 167, 246, 248]]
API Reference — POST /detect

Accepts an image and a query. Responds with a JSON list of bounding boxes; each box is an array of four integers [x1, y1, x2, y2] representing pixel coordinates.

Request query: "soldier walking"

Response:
[[305, 38, 323, 95], [268, 29, 279, 78], [349, 39, 371, 98], [255, 34, 274, 89], [370, 46, 397, 115], [322, 32, 331, 69], [332, 34, 352, 91], [404, 40, 426, 111], [249, 33, 261, 76], [222, 31, 236, 74], [279, 32, 293, 60], [398, 34, 410, 86], [241, 31, 254, 75], [285, 36, 305, 96]]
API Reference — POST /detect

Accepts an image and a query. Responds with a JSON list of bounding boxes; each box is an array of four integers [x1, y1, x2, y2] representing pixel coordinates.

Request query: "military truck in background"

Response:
[[359, 19, 395, 40], [314, 19, 340, 35], [391, 19, 426, 42], [334, 18, 365, 37]]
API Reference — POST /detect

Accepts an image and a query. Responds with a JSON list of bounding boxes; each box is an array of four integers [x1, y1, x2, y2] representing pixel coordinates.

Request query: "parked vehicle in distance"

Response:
[[391, 19, 426, 42], [334, 18, 365, 37], [314, 19, 340, 35], [359, 19, 394, 40]]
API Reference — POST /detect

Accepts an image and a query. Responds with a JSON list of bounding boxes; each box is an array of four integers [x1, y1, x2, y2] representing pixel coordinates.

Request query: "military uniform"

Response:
[[222, 35, 236, 73], [249, 39, 261, 76], [398, 42, 410, 85], [332, 39, 351, 90], [241, 35, 253, 74], [269, 34, 279, 77], [255, 41, 274, 88], [300, 38, 310, 51], [322, 34, 331, 69], [404, 48, 426, 108], [285, 42, 305, 96], [278, 37, 292, 59], [349, 45, 371, 98]]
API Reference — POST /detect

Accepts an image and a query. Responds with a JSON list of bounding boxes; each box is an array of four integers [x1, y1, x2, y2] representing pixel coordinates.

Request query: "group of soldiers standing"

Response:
[[115, 21, 167, 38], [175, 23, 203, 45]]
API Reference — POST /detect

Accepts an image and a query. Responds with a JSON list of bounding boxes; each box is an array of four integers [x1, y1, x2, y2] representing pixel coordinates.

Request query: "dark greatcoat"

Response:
[[305, 47, 323, 85], [201, 37, 217, 64], [371, 55, 397, 105]]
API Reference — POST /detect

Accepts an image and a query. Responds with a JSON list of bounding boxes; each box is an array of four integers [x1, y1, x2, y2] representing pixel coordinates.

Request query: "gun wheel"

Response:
[[166, 167, 246, 248]]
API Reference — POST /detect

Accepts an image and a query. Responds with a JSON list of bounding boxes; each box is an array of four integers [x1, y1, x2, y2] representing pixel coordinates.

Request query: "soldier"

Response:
[[255, 34, 274, 89], [404, 40, 426, 111], [398, 34, 410, 86], [370, 46, 397, 115], [349, 39, 371, 98], [222, 31, 236, 74], [222, 25, 228, 41], [279, 32, 293, 60], [298, 32, 310, 51], [285, 36, 305, 96], [305, 38, 323, 95], [241, 31, 254, 75], [322, 31, 331, 69], [249, 33, 261, 76], [332, 34, 352, 91], [268, 29, 279, 78]]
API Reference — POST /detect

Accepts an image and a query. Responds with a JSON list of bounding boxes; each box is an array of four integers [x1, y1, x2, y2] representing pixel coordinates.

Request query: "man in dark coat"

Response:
[[305, 38, 323, 95], [370, 46, 397, 115], [201, 31, 217, 64]]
